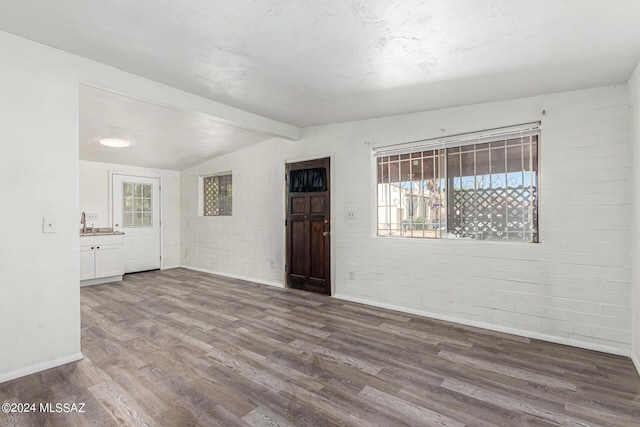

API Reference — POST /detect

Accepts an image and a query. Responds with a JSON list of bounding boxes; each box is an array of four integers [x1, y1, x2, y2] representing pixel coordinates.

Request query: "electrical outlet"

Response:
[[346, 211, 356, 220], [348, 271, 355, 280]]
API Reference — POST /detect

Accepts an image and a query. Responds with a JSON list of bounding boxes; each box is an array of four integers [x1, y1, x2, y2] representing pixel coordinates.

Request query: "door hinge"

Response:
[[285, 264, 288, 272], [285, 219, 288, 226], [285, 173, 288, 181]]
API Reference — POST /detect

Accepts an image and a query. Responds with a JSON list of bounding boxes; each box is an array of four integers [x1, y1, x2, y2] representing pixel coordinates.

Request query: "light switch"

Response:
[[43, 217, 56, 233]]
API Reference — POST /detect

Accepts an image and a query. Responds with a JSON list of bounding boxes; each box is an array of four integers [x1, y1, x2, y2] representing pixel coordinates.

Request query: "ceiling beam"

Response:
[[79, 61, 302, 141]]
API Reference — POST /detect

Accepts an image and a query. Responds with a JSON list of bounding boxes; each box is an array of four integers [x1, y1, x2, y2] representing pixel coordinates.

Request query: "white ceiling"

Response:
[[79, 85, 273, 170], [2, 1, 640, 169]]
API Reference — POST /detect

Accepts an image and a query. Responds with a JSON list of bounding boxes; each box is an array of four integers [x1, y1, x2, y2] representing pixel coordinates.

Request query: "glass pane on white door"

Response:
[[122, 182, 153, 228]]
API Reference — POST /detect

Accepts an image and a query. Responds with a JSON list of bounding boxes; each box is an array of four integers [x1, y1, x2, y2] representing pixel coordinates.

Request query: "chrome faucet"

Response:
[[81, 211, 86, 234]]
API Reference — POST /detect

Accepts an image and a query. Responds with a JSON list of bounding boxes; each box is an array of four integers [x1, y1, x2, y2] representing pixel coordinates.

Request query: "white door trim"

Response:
[[108, 171, 164, 270]]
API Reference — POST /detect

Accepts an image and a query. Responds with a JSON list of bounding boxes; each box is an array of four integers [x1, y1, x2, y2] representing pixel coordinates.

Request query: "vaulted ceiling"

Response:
[[2, 1, 640, 169], [78, 85, 274, 170]]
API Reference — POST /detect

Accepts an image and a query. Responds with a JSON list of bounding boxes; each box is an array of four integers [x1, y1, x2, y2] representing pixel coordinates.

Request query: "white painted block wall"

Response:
[[628, 61, 640, 372], [0, 33, 82, 380], [182, 85, 633, 354], [181, 142, 287, 287], [79, 160, 181, 268]]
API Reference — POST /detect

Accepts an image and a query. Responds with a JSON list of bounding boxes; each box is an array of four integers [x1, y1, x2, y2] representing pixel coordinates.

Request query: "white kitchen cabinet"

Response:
[[79, 244, 96, 281], [80, 234, 124, 286]]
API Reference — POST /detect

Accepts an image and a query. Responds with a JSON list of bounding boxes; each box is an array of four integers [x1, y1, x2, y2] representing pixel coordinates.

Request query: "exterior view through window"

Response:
[[122, 182, 152, 227], [203, 173, 233, 216], [376, 124, 539, 242]]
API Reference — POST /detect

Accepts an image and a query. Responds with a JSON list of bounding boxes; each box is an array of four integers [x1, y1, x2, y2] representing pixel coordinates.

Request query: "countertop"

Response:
[[80, 231, 125, 237]]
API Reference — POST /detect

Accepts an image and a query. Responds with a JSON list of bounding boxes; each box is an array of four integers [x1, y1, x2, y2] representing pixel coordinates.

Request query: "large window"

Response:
[[203, 173, 232, 216], [376, 124, 539, 242]]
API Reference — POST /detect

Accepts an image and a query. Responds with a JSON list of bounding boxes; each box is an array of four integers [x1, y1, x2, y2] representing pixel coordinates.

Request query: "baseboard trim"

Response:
[[161, 264, 181, 271], [631, 351, 640, 377], [179, 265, 285, 289], [334, 294, 630, 357], [80, 275, 122, 287], [0, 352, 83, 384]]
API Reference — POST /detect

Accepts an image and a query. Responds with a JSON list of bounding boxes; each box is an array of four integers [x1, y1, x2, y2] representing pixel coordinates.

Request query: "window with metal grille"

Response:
[[375, 123, 539, 242], [203, 173, 232, 216]]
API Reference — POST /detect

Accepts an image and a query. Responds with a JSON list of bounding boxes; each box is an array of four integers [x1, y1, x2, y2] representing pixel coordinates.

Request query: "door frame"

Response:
[[108, 171, 164, 270], [284, 154, 334, 295]]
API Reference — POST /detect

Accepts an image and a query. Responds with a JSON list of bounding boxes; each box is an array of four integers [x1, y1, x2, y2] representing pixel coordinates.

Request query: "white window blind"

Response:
[[373, 122, 541, 158]]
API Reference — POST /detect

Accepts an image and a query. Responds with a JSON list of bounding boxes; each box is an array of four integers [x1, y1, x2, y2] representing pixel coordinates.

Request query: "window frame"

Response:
[[121, 181, 153, 228], [373, 123, 540, 243], [200, 171, 233, 217]]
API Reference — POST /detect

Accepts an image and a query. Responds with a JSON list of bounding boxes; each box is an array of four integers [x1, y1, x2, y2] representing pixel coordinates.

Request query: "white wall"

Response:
[[182, 85, 633, 354], [181, 141, 287, 286], [79, 160, 181, 268], [0, 33, 82, 380], [628, 61, 640, 373], [0, 27, 291, 382]]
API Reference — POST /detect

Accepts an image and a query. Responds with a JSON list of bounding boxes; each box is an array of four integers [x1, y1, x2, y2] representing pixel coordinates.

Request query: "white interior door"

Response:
[[112, 174, 161, 273]]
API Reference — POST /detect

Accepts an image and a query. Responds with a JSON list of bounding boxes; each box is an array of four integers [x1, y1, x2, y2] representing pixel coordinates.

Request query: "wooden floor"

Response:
[[2, 268, 640, 426]]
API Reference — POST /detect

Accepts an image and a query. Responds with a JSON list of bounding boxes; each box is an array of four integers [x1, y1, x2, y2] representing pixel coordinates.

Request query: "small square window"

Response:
[[202, 173, 232, 216]]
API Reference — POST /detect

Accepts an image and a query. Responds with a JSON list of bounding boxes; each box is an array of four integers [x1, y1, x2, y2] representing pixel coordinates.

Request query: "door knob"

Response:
[[322, 231, 330, 237]]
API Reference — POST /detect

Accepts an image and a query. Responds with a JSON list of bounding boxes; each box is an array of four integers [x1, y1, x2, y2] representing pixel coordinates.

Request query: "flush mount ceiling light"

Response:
[[99, 138, 130, 148]]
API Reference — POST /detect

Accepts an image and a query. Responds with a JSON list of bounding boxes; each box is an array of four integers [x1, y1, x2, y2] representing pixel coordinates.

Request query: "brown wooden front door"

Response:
[[286, 157, 331, 295]]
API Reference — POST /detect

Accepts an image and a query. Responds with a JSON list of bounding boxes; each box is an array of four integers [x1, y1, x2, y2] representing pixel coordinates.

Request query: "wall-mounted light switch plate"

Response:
[[86, 213, 98, 222], [43, 217, 56, 233]]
